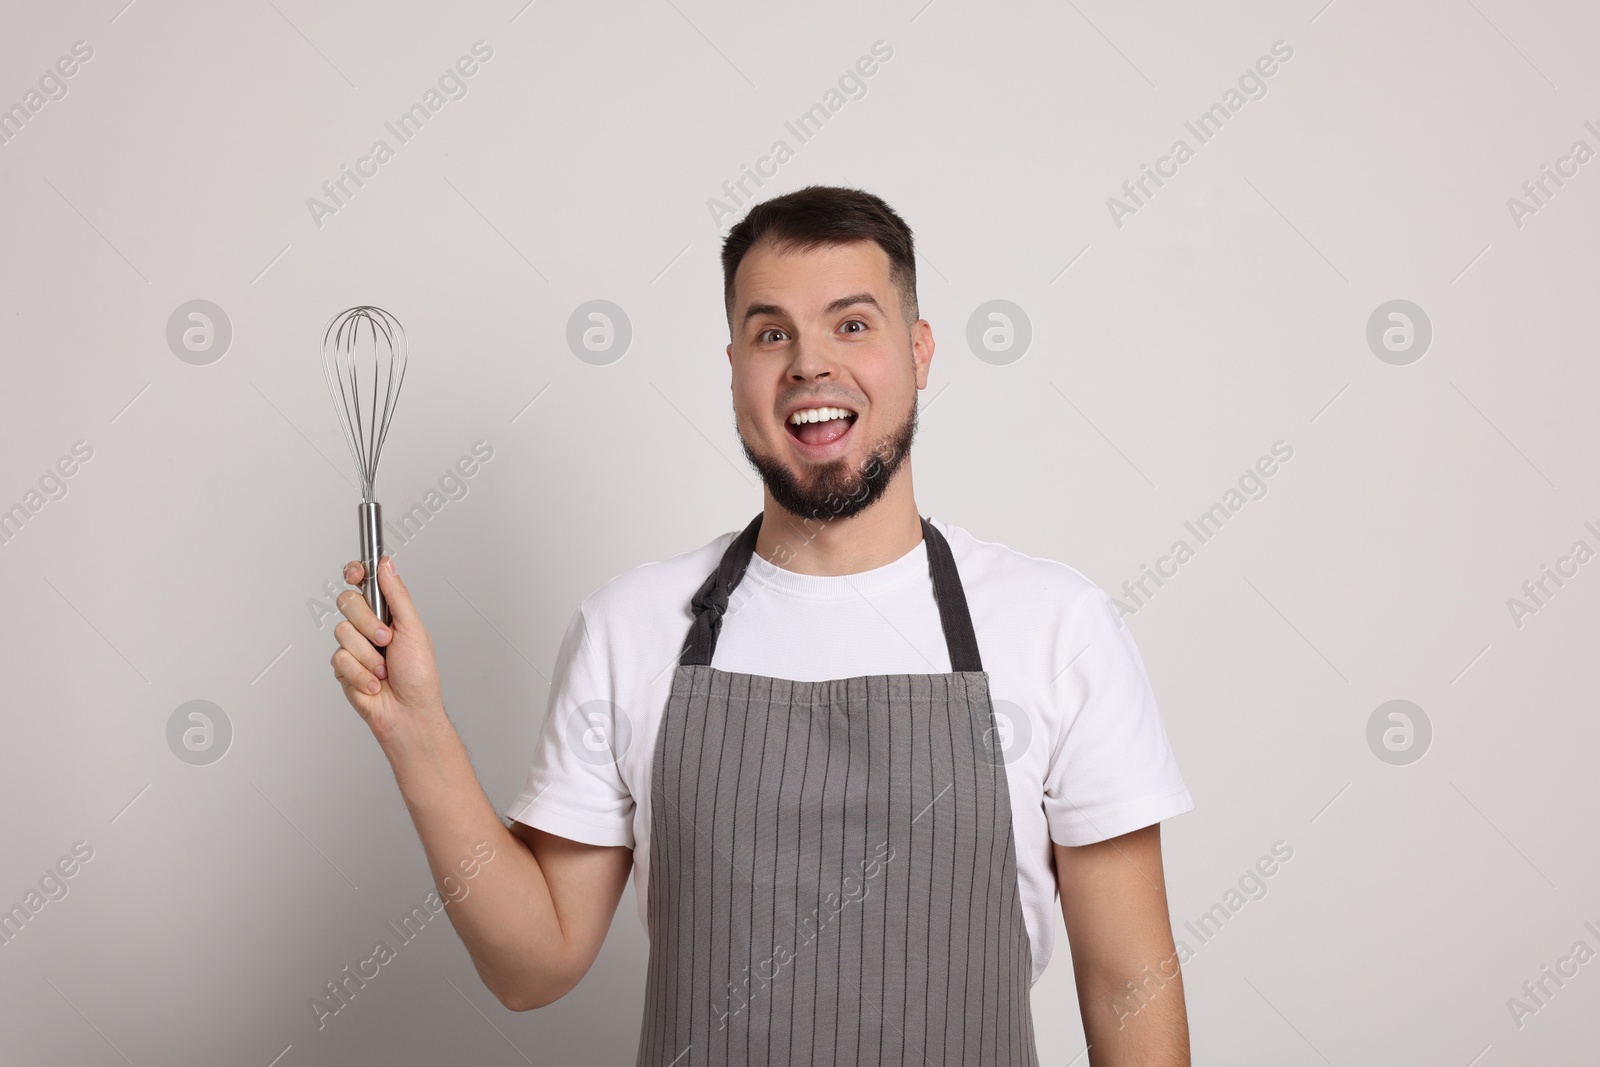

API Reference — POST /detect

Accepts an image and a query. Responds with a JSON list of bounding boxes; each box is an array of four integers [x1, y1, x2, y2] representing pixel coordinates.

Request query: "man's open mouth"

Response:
[[785, 406, 858, 448]]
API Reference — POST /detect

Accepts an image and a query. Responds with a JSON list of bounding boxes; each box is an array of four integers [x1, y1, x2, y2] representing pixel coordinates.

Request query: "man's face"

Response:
[[726, 239, 932, 522]]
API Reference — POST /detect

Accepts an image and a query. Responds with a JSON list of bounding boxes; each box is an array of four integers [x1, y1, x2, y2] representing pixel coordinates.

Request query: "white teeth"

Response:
[[788, 406, 855, 425]]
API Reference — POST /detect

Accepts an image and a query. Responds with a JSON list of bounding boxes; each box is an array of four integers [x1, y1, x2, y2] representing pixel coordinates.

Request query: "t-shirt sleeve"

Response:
[[1042, 585, 1194, 846], [502, 604, 637, 849]]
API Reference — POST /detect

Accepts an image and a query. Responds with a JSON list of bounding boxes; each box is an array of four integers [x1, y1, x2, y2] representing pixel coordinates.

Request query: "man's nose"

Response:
[[786, 333, 837, 381]]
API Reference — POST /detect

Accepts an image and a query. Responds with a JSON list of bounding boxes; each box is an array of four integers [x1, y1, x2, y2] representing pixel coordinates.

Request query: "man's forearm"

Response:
[[377, 706, 575, 1008]]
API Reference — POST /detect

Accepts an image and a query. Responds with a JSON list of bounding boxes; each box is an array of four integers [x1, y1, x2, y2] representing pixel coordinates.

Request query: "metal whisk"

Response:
[[322, 306, 408, 635]]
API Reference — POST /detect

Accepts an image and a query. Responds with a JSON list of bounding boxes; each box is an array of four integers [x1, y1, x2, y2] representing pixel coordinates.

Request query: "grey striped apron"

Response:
[[639, 513, 1038, 1067]]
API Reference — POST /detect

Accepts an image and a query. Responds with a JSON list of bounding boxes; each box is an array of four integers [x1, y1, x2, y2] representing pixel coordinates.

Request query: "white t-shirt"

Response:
[[504, 517, 1194, 986]]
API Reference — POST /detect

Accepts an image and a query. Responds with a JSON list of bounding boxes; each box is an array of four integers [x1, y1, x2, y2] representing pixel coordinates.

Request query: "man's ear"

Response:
[[912, 320, 935, 389]]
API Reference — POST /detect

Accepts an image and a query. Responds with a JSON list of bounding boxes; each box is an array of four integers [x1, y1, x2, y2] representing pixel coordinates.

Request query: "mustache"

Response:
[[779, 391, 864, 413]]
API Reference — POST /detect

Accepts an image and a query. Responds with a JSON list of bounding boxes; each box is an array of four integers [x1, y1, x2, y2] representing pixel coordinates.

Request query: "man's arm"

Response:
[[330, 555, 633, 1011], [384, 713, 633, 1010], [1055, 823, 1190, 1066]]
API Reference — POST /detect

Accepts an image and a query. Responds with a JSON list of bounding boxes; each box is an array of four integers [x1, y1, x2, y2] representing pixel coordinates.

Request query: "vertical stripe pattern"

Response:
[[638, 665, 1039, 1066]]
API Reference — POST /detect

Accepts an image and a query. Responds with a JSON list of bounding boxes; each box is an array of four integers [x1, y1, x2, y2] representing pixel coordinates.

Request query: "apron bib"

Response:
[[638, 513, 1039, 1067]]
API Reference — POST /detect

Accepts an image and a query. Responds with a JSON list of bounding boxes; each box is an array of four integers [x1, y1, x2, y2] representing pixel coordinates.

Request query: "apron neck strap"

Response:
[[677, 512, 983, 672]]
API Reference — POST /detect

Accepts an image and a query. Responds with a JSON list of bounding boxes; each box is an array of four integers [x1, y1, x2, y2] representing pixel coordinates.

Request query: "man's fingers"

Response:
[[375, 555, 420, 630], [334, 620, 387, 680], [344, 560, 365, 585], [337, 586, 392, 648], [331, 647, 382, 696]]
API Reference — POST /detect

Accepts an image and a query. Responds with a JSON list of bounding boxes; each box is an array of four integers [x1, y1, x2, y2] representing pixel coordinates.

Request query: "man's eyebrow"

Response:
[[740, 292, 885, 328]]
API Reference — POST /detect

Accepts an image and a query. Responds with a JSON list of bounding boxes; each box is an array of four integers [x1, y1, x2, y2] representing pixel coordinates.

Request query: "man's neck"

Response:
[[754, 463, 923, 577]]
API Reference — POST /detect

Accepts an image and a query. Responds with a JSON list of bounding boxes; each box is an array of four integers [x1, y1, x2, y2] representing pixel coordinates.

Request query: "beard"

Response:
[[738, 391, 918, 523]]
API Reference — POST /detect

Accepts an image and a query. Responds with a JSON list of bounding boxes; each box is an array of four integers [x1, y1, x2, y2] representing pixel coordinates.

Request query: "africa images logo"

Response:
[[1105, 40, 1294, 229]]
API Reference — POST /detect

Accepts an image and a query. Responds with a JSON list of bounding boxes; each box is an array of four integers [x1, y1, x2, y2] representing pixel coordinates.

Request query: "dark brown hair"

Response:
[[720, 185, 918, 332]]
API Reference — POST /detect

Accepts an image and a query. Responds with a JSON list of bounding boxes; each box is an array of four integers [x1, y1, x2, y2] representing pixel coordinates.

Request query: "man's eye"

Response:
[[758, 328, 788, 343], [841, 320, 867, 334]]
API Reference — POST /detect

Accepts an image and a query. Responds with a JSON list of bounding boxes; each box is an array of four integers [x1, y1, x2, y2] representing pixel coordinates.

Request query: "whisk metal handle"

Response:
[[358, 502, 392, 646]]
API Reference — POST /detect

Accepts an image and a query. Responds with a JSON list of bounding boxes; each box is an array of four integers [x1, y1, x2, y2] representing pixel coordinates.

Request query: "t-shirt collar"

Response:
[[740, 529, 931, 601]]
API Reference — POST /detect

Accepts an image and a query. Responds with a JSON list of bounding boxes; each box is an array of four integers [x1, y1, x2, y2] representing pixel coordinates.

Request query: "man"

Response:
[[330, 185, 1194, 1065]]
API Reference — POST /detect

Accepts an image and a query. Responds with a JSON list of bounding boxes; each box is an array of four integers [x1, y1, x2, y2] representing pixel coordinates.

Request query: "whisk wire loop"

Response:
[[321, 306, 408, 503]]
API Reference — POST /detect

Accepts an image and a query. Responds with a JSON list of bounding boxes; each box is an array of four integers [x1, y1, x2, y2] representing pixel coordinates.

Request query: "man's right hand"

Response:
[[326, 553, 633, 1012], [329, 555, 445, 746]]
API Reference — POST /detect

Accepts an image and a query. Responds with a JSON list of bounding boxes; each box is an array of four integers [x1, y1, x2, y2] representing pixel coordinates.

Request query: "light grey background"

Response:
[[1, 0, 1595, 1064]]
